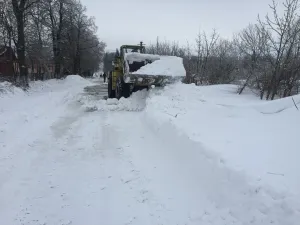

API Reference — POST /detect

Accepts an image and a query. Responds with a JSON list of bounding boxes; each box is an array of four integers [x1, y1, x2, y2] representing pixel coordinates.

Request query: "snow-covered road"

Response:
[[1, 77, 299, 225]]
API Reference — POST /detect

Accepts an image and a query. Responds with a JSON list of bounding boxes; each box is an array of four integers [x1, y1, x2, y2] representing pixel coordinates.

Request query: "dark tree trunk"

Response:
[[73, 40, 81, 74], [73, 24, 81, 75], [49, 0, 64, 79], [12, 0, 28, 88], [54, 45, 60, 78]]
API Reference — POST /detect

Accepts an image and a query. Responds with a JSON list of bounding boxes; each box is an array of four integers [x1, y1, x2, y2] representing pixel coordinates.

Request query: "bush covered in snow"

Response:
[[0, 82, 24, 96]]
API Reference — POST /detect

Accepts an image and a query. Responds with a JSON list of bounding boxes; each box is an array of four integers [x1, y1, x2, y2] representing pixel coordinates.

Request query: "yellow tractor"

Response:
[[108, 42, 183, 99]]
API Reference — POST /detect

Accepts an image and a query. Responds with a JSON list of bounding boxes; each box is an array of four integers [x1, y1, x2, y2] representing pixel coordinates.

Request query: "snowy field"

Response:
[[0, 76, 299, 225]]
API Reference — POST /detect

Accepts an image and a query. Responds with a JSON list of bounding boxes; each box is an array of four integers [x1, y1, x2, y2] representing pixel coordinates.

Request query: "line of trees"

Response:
[[146, 0, 300, 100], [0, 0, 106, 87], [102, 51, 115, 73]]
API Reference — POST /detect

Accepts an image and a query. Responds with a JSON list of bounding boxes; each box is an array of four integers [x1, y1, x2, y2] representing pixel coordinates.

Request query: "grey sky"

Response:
[[84, 0, 274, 51]]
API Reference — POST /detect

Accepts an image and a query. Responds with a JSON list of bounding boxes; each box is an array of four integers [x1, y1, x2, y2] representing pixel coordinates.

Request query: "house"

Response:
[[0, 45, 57, 82], [0, 46, 19, 82], [27, 58, 56, 80]]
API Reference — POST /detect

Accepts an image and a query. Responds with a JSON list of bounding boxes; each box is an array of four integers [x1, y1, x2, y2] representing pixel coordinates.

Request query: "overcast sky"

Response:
[[83, 0, 275, 51]]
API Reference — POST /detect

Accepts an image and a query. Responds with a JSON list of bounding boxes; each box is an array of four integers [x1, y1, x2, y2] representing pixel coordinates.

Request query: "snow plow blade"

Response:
[[123, 52, 186, 87], [124, 73, 183, 86]]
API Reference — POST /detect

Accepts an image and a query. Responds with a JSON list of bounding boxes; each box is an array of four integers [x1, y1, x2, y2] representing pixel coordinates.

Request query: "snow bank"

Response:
[[80, 89, 148, 112], [1, 75, 92, 119], [64, 75, 90, 84], [0, 81, 24, 96], [252, 94, 300, 114], [144, 82, 300, 197], [0, 75, 91, 98], [28, 75, 90, 94], [142, 107, 300, 225], [142, 82, 300, 224]]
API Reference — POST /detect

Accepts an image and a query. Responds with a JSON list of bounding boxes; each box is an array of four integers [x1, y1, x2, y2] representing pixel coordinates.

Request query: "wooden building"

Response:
[[0, 46, 19, 82]]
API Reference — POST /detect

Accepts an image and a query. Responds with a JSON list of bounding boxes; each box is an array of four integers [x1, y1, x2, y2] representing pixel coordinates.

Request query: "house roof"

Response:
[[0, 46, 7, 57], [0, 46, 17, 60]]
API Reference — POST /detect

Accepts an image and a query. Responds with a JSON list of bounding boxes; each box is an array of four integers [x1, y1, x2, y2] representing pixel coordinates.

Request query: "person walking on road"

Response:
[[103, 72, 107, 83]]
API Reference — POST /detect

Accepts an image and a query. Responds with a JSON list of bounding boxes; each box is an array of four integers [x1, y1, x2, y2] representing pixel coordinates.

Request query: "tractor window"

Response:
[[125, 48, 141, 53]]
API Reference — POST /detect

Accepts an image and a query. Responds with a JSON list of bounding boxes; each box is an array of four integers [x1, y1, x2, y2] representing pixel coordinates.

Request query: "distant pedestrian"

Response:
[[103, 72, 107, 83]]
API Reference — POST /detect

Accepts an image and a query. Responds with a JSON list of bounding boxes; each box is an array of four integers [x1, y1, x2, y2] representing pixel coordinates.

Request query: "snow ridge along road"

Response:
[[0, 76, 299, 225]]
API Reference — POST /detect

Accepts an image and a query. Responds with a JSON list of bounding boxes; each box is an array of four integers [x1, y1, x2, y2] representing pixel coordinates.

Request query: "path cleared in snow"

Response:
[[0, 76, 299, 225]]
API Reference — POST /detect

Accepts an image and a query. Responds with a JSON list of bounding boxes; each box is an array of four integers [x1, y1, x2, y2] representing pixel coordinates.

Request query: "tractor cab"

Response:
[[119, 42, 150, 73], [120, 42, 146, 57]]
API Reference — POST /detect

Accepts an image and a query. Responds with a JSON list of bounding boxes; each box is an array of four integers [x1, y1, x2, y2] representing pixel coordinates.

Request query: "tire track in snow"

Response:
[[2, 109, 164, 225], [100, 111, 171, 225]]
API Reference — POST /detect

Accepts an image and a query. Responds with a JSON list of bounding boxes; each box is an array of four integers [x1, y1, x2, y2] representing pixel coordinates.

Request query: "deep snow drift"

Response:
[[0, 81, 24, 96], [145, 83, 300, 195], [1, 76, 299, 225]]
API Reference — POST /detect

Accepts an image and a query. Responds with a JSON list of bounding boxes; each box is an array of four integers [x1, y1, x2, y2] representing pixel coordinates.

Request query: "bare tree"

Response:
[[237, 24, 269, 95], [195, 29, 219, 84], [26, 0, 53, 80], [0, 0, 18, 48], [208, 39, 238, 84], [0, 0, 105, 84], [258, 0, 300, 99], [146, 37, 187, 57], [42, 0, 65, 78], [11, 0, 40, 87]]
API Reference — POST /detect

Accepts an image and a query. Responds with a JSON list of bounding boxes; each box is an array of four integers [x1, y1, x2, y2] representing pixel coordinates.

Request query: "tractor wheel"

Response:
[[115, 76, 131, 99], [108, 72, 115, 98]]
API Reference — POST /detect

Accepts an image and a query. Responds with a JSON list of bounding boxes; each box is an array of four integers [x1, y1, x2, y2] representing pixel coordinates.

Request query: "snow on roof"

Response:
[[124, 52, 186, 77]]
